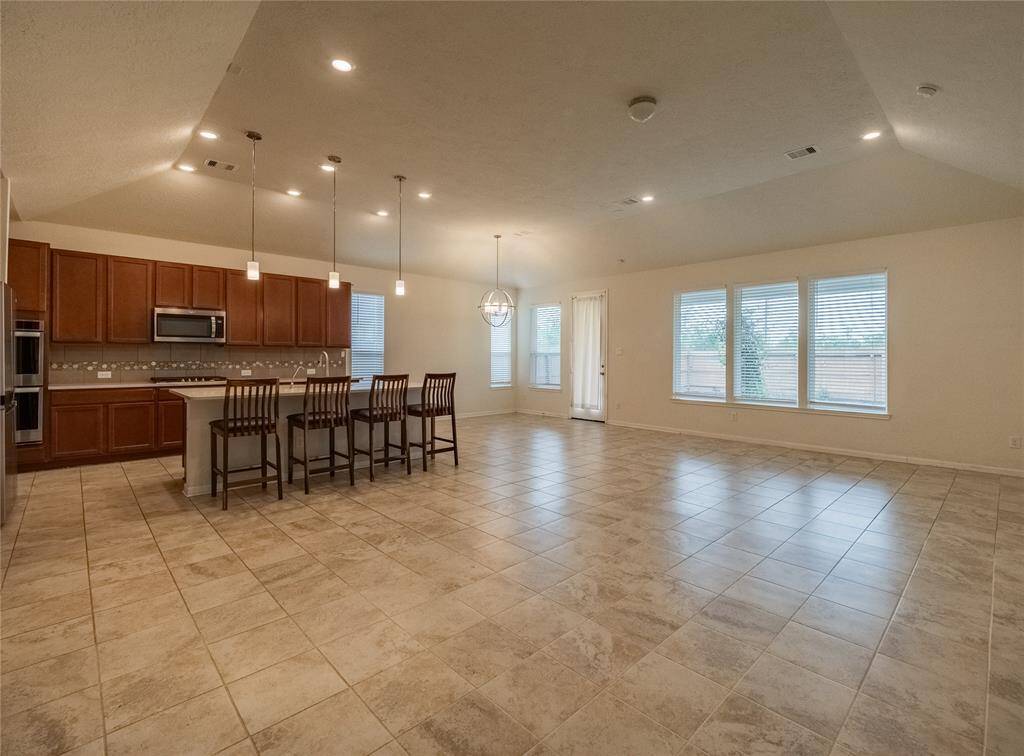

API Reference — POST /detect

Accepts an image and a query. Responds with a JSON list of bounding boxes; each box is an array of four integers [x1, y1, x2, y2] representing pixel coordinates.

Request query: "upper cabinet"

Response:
[[107, 257, 154, 343], [154, 262, 192, 307], [262, 274, 297, 346], [326, 281, 352, 348], [192, 266, 226, 310], [8, 239, 49, 316], [296, 277, 326, 347], [51, 249, 106, 343], [225, 270, 261, 345]]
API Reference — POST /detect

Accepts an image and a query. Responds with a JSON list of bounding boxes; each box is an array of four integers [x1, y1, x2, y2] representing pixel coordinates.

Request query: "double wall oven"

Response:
[[14, 319, 44, 443]]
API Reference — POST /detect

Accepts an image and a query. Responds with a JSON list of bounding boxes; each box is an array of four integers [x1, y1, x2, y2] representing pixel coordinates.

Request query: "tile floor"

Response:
[[1, 414, 1022, 755]]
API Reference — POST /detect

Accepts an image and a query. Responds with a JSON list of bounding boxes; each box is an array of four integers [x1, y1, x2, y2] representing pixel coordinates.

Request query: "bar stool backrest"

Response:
[[303, 376, 351, 426], [421, 372, 456, 415], [223, 378, 279, 433], [369, 374, 409, 421]]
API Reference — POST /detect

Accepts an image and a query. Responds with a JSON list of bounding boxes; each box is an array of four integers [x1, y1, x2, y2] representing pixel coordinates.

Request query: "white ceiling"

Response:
[[3, 1, 1022, 287]]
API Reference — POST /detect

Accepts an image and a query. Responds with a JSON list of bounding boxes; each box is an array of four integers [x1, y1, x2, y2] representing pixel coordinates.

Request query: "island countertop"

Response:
[[170, 379, 418, 401]]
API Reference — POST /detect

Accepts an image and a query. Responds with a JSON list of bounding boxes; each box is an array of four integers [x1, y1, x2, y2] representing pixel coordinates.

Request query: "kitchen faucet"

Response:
[[317, 351, 331, 377]]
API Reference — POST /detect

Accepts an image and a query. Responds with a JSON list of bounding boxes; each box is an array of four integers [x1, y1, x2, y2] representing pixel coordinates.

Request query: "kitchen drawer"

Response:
[[50, 388, 156, 406]]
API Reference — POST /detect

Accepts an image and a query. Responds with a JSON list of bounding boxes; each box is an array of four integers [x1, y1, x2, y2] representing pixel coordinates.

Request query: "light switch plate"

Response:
[[97, 370, 112, 379], [306, 368, 315, 376], [241, 369, 252, 377]]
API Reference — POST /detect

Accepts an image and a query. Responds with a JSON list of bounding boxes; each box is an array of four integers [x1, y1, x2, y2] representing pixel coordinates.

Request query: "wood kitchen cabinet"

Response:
[[50, 404, 105, 461], [107, 257, 154, 343], [157, 392, 185, 449], [8, 238, 49, 316], [262, 273, 297, 346], [296, 277, 327, 346], [154, 262, 192, 307], [108, 401, 156, 453], [51, 249, 106, 343], [192, 266, 226, 310], [225, 270, 261, 345], [326, 281, 352, 348]]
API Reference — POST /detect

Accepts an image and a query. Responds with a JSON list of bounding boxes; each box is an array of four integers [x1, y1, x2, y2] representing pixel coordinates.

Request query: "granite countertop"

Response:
[[171, 380, 418, 400], [48, 377, 361, 391]]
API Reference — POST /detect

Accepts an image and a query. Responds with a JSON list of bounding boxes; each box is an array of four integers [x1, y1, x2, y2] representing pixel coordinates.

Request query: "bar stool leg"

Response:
[[221, 433, 230, 510], [274, 432, 283, 500], [420, 415, 428, 471], [210, 430, 218, 497], [451, 413, 459, 466], [347, 423, 355, 486], [287, 421, 294, 484], [430, 416, 436, 462], [302, 426, 310, 495], [329, 427, 336, 480], [402, 418, 411, 475], [383, 421, 390, 469], [260, 433, 268, 490], [367, 420, 375, 482]]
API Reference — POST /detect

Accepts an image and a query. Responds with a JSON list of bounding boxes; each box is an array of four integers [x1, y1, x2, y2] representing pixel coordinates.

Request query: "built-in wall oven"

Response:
[[14, 386, 42, 444], [153, 308, 226, 343], [13, 319, 43, 444]]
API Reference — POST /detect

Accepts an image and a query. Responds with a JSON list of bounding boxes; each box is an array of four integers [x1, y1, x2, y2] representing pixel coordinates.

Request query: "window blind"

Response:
[[673, 289, 726, 399], [351, 292, 384, 380], [809, 272, 887, 410], [734, 281, 798, 404], [530, 305, 561, 387], [490, 314, 513, 387]]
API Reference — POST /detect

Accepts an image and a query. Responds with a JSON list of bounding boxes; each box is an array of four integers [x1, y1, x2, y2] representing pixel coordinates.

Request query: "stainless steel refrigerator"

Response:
[[1, 284, 17, 525]]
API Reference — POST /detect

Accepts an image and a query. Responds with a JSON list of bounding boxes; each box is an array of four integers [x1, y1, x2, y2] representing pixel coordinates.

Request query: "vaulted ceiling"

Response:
[[3, 1, 1022, 287]]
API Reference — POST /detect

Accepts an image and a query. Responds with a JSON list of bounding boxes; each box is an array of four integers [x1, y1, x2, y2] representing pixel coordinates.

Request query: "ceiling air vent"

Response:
[[785, 146, 818, 160], [619, 197, 640, 206], [204, 159, 237, 172]]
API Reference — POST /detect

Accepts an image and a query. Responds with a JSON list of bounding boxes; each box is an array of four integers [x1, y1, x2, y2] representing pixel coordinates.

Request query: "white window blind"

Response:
[[809, 272, 887, 411], [490, 314, 513, 387], [673, 289, 726, 399], [734, 281, 799, 404], [351, 292, 384, 380], [530, 305, 561, 387]]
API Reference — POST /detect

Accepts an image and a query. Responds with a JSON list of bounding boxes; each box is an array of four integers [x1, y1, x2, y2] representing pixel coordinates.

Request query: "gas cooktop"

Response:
[[150, 376, 227, 383]]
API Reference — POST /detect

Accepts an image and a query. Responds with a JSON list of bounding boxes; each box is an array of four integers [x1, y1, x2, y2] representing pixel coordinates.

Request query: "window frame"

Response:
[[488, 311, 515, 390], [671, 270, 889, 418], [671, 287, 728, 401], [529, 302, 562, 390], [349, 290, 385, 381]]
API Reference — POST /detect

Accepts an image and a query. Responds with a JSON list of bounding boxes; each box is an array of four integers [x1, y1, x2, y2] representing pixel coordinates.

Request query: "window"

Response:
[[809, 272, 887, 411], [734, 281, 799, 404], [351, 292, 384, 380], [530, 304, 561, 388], [673, 289, 726, 399], [489, 314, 513, 387]]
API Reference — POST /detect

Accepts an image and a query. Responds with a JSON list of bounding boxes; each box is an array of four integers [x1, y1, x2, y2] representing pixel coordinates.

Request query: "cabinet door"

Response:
[[155, 262, 192, 307], [225, 270, 261, 345], [192, 266, 226, 310], [51, 404, 105, 459], [157, 399, 185, 449], [326, 282, 352, 348], [107, 257, 154, 343], [108, 402, 156, 453], [261, 274, 296, 346], [296, 278, 326, 347], [51, 250, 106, 343], [7, 239, 49, 315]]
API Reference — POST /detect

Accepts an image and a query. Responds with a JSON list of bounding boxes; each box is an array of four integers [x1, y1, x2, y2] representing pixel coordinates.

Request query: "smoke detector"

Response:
[[784, 146, 818, 160], [627, 96, 657, 123], [916, 84, 939, 98]]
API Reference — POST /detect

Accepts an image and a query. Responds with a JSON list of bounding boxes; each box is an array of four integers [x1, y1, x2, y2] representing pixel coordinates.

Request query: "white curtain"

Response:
[[572, 294, 603, 413]]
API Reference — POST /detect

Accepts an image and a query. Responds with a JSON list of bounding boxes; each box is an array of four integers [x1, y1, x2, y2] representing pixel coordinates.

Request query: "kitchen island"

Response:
[[171, 381, 424, 497]]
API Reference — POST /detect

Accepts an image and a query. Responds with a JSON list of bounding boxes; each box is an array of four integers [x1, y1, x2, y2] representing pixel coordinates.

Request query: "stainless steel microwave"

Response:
[[153, 308, 226, 343]]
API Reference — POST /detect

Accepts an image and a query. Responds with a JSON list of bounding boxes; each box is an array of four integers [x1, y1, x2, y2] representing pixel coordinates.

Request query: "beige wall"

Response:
[[11, 221, 516, 418], [515, 217, 1024, 474]]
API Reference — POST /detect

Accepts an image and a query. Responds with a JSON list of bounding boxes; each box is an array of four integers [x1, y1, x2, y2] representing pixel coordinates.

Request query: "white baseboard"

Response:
[[604, 418, 1024, 478], [457, 409, 516, 419], [515, 408, 570, 419]]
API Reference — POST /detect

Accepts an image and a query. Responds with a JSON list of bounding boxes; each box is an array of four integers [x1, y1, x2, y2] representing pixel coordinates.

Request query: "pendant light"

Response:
[[393, 175, 406, 296], [479, 234, 515, 327], [326, 154, 341, 288], [245, 130, 262, 280]]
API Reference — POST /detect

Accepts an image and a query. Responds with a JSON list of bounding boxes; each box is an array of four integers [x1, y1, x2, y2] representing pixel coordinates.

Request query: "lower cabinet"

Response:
[[48, 388, 184, 466]]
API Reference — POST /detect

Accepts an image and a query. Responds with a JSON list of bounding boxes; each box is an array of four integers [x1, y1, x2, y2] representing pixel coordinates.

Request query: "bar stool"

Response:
[[210, 378, 282, 510], [351, 374, 411, 481], [287, 376, 355, 494], [409, 372, 458, 471]]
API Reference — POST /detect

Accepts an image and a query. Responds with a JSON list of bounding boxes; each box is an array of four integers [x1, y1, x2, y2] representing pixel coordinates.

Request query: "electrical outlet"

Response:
[[306, 368, 315, 376], [97, 370, 112, 379], [615, 347, 623, 357], [1010, 436, 1022, 450], [730, 411, 739, 422], [241, 369, 252, 377]]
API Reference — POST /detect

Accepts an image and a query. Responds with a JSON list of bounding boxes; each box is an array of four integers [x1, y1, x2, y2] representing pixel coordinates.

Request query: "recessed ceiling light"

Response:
[[331, 59, 354, 72], [286, 189, 302, 197], [861, 131, 882, 141], [198, 130, 218, 140], [418, 191, 432, 199], [641, 195, 654, 202], [376, 209, 389, 217], [320, 163, 336, 172], [177, 164, 196, 172]]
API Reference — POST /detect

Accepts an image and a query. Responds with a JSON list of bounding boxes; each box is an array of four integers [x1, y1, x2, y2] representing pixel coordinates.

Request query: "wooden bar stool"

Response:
[[210, 378, 282, 510], [287, 376, 355, 494], [409, 372, 458, 471], [351, 374, 411, 481]]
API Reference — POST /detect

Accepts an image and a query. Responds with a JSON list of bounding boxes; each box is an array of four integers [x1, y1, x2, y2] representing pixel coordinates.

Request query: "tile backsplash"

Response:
[[48, 344, 349, 385]]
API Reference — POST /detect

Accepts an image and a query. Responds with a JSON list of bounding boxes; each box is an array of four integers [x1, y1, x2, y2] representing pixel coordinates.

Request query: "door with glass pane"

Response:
[[570, 291, 607, 421]]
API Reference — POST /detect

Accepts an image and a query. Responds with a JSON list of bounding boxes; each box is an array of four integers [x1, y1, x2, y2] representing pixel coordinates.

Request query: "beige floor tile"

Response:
[[2, 646, 98, 718], [656, 621, 761, 686], [0, 686, 104, 756], [93, 590, 190, 643], [105, 687, 246, 756], [0, 616, 95, 672], [432, 619, 537, 686], [793, 596, 888, 649], [694, 597, 788, 649], [319, 619, 424, 685], [493, 595, 586, 647], [291, 592, 386, 645], [499, 556, 576, 592], [355, 651, 473, 734], [813, 575, 900, 619], [543, 618, 648, 685], [251, 689, 392, 755], [2, 570, 90, 609], [180, 569, 263, 613], [837, 692, 979, 756], [690, 693, 831, 756], [398, 690, 537, 755], [877, 620, 988, 690], [452, 573, 535, 616], [91, 571, 178, 612], [207, 617, 313, 682], [227, 648, 347, 734], [666, 557, 743, 593], [767, 621, 873, 688], [392, 594, 485, 646], [722, 575, 807, 619], [479, 652, 600, 737]]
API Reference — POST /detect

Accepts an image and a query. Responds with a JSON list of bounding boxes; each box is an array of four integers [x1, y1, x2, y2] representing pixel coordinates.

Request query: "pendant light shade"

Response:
[[245, 131, 262, 280], [394, 175, 406, 296], [479, 234, 516, 327], [325, 154, 342, 288]]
